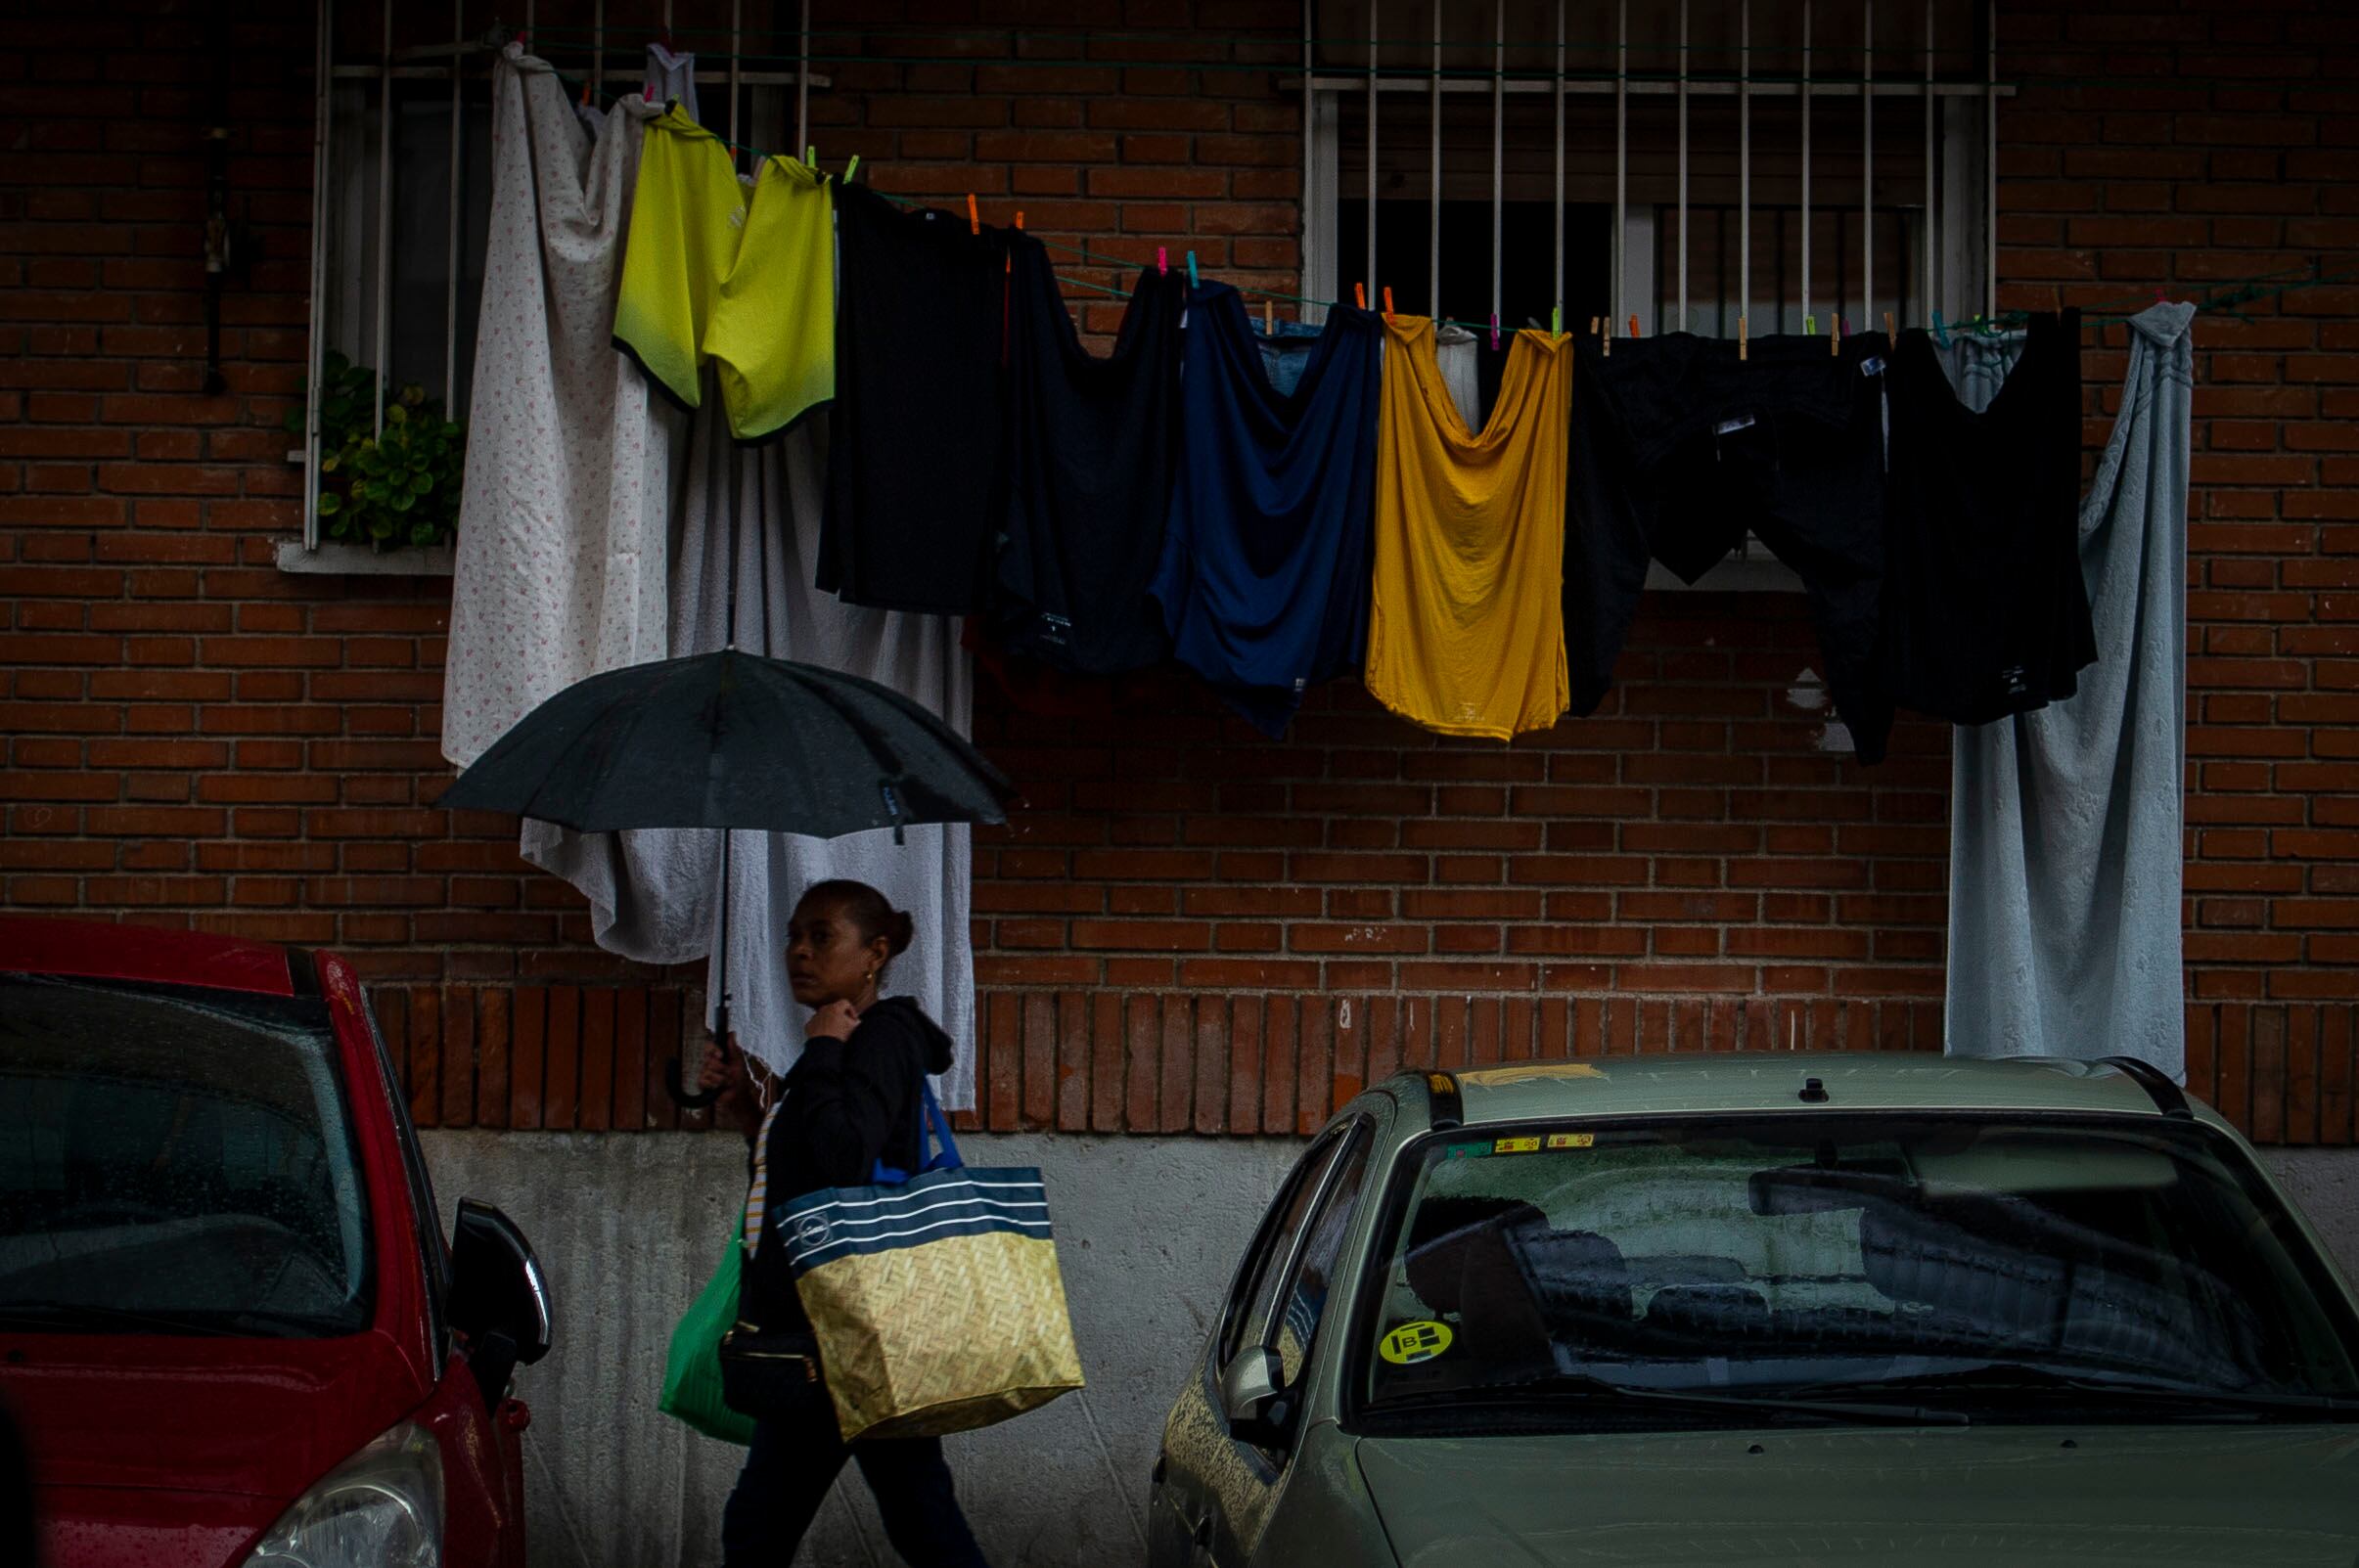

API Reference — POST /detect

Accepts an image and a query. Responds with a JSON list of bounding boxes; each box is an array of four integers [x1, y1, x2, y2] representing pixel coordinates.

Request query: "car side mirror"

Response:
[[448, 1198, 552, 1402], [1218, 1346, 1295, 1450]]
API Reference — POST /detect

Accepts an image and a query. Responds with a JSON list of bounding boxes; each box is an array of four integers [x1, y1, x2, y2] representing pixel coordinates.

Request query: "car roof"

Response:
[[0, 913, 302, 999], [1404, 1051, 2191, 1129]]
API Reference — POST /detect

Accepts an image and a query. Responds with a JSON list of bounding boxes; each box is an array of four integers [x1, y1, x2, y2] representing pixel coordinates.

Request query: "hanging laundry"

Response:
[[1152, 287, 1384, 736], [1254, 315, 1324, 396], [819, 185, 1014, 615], [1564, 331, 1896, 763], [1882, 309, 2096, 724], [1946, 303, 2194, 1076], [1366, 316, 1571, 740], [1431, 323, 1485, 431], [612, 106, 835, 441], [642, 40, 700, 122], [524, 392, 980, 1105], [990, 241, 1188, 674], [443, 45, 679, 768]]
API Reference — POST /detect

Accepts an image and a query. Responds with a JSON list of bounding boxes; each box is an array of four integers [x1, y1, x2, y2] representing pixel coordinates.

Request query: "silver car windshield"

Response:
[[0, 974, 373, 1337], [1364, 1115, 2359, 1418]]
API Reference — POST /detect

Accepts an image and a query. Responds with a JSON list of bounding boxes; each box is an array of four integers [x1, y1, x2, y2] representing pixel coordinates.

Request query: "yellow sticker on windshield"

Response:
[[1492, 1136, 1541, 1154], [1379, 1321, 1454, 1366], [1546, 1132, 1595, 1149]]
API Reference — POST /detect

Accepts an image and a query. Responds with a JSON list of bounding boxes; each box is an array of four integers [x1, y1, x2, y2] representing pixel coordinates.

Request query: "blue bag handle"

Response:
[[869, 1082, 964, 1186]]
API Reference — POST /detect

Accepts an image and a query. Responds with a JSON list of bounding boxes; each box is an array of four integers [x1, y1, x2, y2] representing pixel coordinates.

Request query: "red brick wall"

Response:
[[2, 3, 2355, 1141]]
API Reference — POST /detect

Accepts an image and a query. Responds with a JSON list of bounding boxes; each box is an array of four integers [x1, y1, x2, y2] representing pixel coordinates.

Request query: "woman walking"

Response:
[[703, 878, 989, 1567]]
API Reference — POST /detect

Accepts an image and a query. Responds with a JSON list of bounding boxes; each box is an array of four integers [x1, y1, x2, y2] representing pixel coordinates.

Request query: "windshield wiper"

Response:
[[0, 1300, 311, 1338], [1770, 1363, 2359, 1422], [1373, 1372, 1968, 1427]]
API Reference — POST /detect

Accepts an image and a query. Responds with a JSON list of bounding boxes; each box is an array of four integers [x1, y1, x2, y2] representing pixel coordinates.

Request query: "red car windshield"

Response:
[[1361, 1115, 2359, 1426], [0, 975, 373, 1338]]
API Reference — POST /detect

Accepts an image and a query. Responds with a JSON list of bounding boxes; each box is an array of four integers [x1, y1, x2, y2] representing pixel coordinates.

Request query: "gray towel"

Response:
[[1945, 303, 2198, 1075]]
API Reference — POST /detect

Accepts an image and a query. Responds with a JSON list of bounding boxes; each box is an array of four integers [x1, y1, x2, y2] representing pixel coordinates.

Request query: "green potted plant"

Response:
[[285, 350, 467, 552]]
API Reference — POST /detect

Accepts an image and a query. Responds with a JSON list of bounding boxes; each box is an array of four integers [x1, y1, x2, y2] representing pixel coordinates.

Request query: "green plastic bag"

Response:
[[658, 1218, 757, 1446]]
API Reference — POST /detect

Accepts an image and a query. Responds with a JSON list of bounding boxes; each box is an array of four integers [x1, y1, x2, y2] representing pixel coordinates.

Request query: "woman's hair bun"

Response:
[[801, 878, 916, 962]]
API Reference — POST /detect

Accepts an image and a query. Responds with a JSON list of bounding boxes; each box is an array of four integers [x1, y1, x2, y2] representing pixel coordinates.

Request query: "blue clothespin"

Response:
[[1931, 309, 1949, 347], [1186, 250, 1199, 288]]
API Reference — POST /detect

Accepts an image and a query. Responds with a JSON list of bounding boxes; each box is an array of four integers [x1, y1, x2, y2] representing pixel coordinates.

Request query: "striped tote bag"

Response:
[[781, 1085, 1085, 1442]]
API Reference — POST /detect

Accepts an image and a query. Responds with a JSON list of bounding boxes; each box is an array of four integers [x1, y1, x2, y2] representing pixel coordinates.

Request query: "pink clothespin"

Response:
[[1157, 246, 1168, 276], [1489, 312, 1500, 350]]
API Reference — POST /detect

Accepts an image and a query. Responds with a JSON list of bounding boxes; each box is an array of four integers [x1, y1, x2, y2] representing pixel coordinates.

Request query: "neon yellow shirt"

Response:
[[612, 106, 835, 440], [1365, 316, 1571, 740]]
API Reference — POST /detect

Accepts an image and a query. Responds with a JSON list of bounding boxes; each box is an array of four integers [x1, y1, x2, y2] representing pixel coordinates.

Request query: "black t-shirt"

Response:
[[820, 186, 1014, 614], [990, 242, 1188, 673], [1882, 310, 2096, 725]]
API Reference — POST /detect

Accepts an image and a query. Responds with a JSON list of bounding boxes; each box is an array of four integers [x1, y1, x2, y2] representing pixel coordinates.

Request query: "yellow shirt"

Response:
[[1365, 317, 1571, 740], [612, 106, 836, 440]]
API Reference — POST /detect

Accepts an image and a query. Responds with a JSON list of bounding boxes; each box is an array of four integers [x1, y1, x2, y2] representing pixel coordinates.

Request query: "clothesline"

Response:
[[532, 52, 2352, 341]]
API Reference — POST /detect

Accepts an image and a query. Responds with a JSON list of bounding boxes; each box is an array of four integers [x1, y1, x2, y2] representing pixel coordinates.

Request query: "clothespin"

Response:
[[514, 29, 526, 49], [1804, 314, 1817, 336], [2154, 287, 2167, 304], [1832, 314, 1842, 357], [580, 77, 593, 108], [1739, 316, 1748, 362], [967, 195, 979, 236], [1355, 282, 1367, 310], [1604, 316, 1613, 358], [1490, 312, 1502, 349], [1550, 305, 1562, 336], [843, 156, 858, 184], [1263, 297, 1274, 336], [1931, 310, 1949, 347], [806, 146, 818, 166], [1883, 311, 1895, 340], [1589, 316, 1600, 336], [1629, 314, 1640, 340], [1382, 286, 1394, 319], [1157, 246, 1168, 277], [1187, 251, 1199, 289]]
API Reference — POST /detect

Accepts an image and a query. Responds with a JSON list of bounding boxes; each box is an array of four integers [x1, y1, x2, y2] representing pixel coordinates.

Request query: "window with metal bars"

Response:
[[294, 0, 823, 558]]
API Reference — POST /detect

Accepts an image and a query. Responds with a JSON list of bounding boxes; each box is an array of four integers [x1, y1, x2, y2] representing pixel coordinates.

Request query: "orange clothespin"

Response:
[[1263, 297, 1274, 336], [1739, 317, 1748, 362], [1629, 314, 1640, 339], [1355, 283, 1367, 310], [580, 77, 593, 108], [1382, 287, 1394, 319], [967, 195, 979, 236], [1883, 311, 1895, 339]]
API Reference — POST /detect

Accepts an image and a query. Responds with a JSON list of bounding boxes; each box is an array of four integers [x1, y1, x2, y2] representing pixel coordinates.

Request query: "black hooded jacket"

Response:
[[741, 997, 957, 1337]]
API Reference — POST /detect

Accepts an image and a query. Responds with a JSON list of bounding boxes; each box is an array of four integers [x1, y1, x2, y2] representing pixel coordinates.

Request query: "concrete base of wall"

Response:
[[421, 1131, 2359, 1568], [421, 1131, 1303, 1567]]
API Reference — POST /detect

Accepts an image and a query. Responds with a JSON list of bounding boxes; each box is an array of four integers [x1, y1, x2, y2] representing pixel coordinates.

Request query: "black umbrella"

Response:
[[440, 647, 1012, 1104]]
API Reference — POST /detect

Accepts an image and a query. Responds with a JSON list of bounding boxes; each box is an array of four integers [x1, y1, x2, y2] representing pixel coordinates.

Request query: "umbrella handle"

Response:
[[665, 1054, 721, 1110]]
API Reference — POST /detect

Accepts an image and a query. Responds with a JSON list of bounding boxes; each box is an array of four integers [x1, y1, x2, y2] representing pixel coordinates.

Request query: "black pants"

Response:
[[721, 1393, 989, 1568]]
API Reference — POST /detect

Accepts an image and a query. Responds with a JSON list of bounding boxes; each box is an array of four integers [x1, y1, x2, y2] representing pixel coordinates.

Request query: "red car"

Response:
[[0, 915, 552, 1568]]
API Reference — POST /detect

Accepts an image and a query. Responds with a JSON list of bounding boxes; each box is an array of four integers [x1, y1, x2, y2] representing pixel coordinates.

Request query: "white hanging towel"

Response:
[[1945, 303, 2198, 1076], [442, 46, 677, 768], [525, 398, 977, 1107]]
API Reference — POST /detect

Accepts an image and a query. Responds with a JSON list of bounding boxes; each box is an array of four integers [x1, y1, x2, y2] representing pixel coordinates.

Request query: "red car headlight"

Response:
[[239, 1419, 442, 1568]]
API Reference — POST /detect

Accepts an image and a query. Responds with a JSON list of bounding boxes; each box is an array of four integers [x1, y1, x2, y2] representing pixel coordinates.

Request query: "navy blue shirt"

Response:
[[1151, 288, 1384, 736]]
